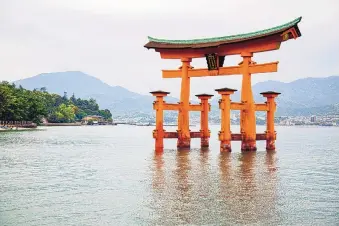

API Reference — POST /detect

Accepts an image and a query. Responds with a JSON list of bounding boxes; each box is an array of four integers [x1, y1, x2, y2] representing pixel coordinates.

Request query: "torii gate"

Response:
[[145, 17, 302, 152]]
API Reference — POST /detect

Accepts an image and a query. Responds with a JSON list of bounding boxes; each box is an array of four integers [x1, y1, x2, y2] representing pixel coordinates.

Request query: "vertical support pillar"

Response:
[[260, 91, 281, 151], [240, 52, 257, 151], [177, 58, 192, 149], [150, 90, 170, 152], [196, 94, 213, 148], [215, 88, 237, 152]]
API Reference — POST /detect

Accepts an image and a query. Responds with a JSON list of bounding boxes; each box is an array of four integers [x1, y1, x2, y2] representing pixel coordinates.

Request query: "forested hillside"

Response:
[[0, 82, 112, 123]]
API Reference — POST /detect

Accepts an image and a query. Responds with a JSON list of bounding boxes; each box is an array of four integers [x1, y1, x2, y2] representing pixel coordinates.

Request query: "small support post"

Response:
[[260, 91, 281, 151], [196, 94, 214, 148], [215, 87, 237, 152], [150, 90, 170, 152]]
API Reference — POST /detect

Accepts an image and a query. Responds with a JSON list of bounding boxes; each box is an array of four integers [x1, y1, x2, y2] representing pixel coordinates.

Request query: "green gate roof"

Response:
[[145, 17, 301, 49]]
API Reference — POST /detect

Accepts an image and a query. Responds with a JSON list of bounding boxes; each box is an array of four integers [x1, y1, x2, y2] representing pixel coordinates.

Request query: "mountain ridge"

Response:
[[14, 71, 177, 115], [14, 71, 339, 116]]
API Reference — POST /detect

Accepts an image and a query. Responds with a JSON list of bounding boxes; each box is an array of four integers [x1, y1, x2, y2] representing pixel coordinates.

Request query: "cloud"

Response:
[[0, 0, 338, 98]]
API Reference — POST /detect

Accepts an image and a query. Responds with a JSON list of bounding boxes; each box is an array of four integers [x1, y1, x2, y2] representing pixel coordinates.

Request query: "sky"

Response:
[[1, 0, 339, 98]]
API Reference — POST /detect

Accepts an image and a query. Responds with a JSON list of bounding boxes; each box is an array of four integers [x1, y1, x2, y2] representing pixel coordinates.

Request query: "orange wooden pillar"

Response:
[[177, 58, 192, 149], [216, 88, 237, 152], [196, 94, 213, 147], [240, 52, 257, 151], [260, 91, 281, 151], [150, 90, 169, 152]]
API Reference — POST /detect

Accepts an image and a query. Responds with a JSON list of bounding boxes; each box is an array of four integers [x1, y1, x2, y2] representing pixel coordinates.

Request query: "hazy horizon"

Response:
[[12, 70, 339, 91]]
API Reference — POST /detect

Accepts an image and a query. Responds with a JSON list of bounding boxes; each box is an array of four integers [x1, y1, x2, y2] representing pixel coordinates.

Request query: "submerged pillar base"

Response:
[[241, 140, 257, 151], [155, 147, 164, 153], [177, 137, 191, 149], [220, 141, 232, 152], [266, 139, 276, 151], [201, 137, 209, 148], [155, 138, 164, 151], [155, 139, 164, 153]]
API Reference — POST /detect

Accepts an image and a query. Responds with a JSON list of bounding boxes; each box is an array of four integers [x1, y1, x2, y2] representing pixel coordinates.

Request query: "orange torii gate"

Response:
[[145, 17, 302, 152]]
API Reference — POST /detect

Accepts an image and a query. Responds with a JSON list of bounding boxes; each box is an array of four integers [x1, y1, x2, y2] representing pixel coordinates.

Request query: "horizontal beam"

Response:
[[163, 66, 239, 78], [230, 102, 245, 110], [218, 65, 241, 75], [162, 103, 202, 111], [231, 133, 242, 141], [162, 132, 269, 140], [163, 103, 180, 111], [163, 131, 202, 139], [256, 133, 267, 140], [164, 132, 178, 138], [189, 104, 203, 111], [190, 131, 202, 138], [249, 62, 278, 74], [231, 133, 267, 141], [226, 102, 269, 111], [162, 62, 278, 78], [255, 103, 269, 111]]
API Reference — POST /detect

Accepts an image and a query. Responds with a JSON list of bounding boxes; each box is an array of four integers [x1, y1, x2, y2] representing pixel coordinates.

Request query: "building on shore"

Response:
[[311, 115, 316, 123], [82, 115, 105, 125]]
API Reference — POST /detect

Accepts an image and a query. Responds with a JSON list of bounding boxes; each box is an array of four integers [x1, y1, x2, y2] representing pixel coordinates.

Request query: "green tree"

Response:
[[99, 109, 112, 120], [0, 81, 111, 124], [49, 104, 75, 123]]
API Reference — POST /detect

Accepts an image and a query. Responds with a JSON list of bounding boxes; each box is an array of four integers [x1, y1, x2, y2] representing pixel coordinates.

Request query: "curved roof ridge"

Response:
[[147, 17, 302, 45]]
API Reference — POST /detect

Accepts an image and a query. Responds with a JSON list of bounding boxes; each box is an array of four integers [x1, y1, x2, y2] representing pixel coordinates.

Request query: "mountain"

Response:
[[254, 76, 339, 115], [15, 71, 139, 99], [14, 71, 172, 115], [211, 75, 339, 116], [14, 71, 339, 117]]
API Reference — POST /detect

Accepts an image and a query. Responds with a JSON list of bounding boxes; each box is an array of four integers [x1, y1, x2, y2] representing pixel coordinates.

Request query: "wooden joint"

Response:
[[241, 52, 253, 57], [208, 70, 219, 76], [218, 131, 224, 141], [181, 57, 192, 63], [153, 101, 162, 110], [265, 131, 277, 139], [200, 129, 211, 138], [282, 28, 298, 40], [218, 99, 224, 109], [153, 129, 157, 138]]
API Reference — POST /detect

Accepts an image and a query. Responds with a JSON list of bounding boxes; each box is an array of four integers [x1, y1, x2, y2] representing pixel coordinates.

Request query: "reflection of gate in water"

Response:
[[149, 151, 278, 225]]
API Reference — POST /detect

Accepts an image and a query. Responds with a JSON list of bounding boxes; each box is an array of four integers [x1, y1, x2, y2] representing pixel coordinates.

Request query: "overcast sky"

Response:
[[1, 0, 338, 98]]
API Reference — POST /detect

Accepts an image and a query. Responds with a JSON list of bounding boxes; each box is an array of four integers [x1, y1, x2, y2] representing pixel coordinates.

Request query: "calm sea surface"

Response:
[[1, 125, 338, 225]]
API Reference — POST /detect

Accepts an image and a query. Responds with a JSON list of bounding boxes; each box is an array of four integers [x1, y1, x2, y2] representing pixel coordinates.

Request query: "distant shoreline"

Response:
[[0, 128, 40, 132], [41, 122, 82, 126], [40, 122, 117, 126]]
